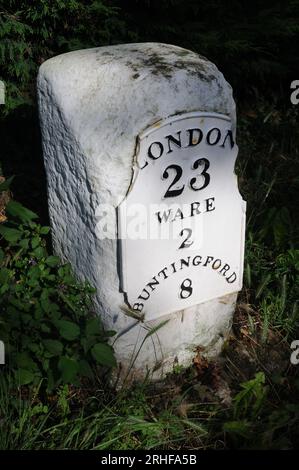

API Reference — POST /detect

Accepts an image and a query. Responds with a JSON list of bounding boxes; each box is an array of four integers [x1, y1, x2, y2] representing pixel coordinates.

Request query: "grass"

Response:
[[0, 98, 299, 449]]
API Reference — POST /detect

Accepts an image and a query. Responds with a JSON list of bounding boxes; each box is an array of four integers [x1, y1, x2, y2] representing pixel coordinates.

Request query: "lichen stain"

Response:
[[124, 50, 214, 82]]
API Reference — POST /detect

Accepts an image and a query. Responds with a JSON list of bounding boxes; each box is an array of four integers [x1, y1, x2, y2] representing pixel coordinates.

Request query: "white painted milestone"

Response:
[[38, 43, 246, 381], [118, 112, 245, 321]]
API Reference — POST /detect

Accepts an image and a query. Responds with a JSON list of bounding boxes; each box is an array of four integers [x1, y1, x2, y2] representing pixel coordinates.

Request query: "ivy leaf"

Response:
[[6, 200, 38, 222], [91, 343, 116, 367], [56, 320, 80, 341]]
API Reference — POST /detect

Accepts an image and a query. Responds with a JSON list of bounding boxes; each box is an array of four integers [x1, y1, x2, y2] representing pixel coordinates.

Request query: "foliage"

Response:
[[0, 182, 116, 390], [0, 0, 121, 115], [237, 102, 299, 338], [1, 365, 298, 450]]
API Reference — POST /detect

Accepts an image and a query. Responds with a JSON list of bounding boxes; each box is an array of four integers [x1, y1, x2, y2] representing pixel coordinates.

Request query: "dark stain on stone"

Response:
[[126, 51, 213, 82]]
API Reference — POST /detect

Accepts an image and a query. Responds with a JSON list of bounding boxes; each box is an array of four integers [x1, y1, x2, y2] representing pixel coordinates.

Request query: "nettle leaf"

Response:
[[16, 368, 34, 385], [0, 267, 10, 284], [106, 330, 116, 337], [81, 335, 97, 354], [40, 296, 52, 314], [6, 200, 38, 222], [31, 236, 40, 249], [43, 339, 63, 356], [40, 323, 51, 333], [33, 246, 46, 258], [56, 320, 80, 341], [85, 317, 102, 336], [58, 357, 79, 383], [15, 352, 38, 371], [78, 359, 94, 379], [0, 225, 22, 243], [19, 238, 30, 249], [45, 256, 60, 268], [28, 265, 41, 280], [91, 343, 116, 368], [39, 226, 50, 235]]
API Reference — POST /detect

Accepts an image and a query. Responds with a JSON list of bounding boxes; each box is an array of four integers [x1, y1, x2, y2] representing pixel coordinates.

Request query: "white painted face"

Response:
[[117, 111, 246, 321]]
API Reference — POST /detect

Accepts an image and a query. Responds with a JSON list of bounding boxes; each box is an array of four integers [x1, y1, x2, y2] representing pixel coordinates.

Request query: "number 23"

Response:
[[162, 158, 210, 198]]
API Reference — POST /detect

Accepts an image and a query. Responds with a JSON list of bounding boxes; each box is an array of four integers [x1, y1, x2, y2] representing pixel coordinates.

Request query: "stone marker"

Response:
[[38, 43, 246, 381]]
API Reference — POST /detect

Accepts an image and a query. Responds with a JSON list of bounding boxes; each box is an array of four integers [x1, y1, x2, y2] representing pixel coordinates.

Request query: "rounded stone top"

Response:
[[38, 43, 234, 132], [39, 42, 218, 82], [37, 42, 235, 184]]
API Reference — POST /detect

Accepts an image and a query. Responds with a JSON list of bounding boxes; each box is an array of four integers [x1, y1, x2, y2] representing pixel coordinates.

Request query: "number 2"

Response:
[[178, 228, 193, 249], [162, 164, 185, 198]]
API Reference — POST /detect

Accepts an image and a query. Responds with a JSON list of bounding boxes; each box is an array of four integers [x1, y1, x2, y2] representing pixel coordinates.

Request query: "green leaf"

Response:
[[58, 357, 79, 383], [43, 339, 63, 356], [86, 317, 102, 336], [33, 246, 46, 258], [40, 323, 51, 333], [0, 225, 22, 243], [6, 200, 38, 222], [16, 352, 38, 371], [45, 256, 60, 267], [31, 236, 40, 249], [0, 267, 10, 284], [56, 320, 80, 341], [105, 330, 116, 337], [19, 238, 30, 249], [78, 359, 94, 379], [16, 368, 34, 385], [40, 226, 50, 235], [0, 248, 4, 264], [91, 343, 116, 367]]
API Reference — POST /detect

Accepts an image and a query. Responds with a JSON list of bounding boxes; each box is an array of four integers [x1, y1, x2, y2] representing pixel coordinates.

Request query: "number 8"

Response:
[[179, 278, 193, 299]]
